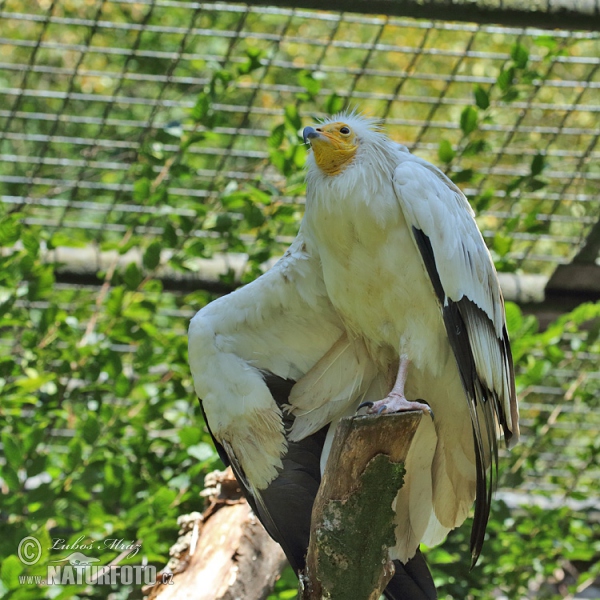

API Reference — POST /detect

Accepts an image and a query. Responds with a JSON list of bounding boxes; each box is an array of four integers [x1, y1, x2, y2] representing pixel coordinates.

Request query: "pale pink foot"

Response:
[[357, 354, 434, 419], [358, 394, 434, 418]]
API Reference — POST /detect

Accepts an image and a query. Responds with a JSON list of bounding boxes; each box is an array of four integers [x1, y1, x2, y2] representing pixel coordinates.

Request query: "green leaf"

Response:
[[237, 47, 263, 75], [534, 35, 558, 51], [0, 555, 23, 590], [505, 176, 525, 195], [178, 426, 201, 448], [527, 177, 547, 192], [188, 443, 216, 462], [151, 488, 177, 516], [191, 93, 210, 123], [114, 372, 131, 398], [325, 93, 344, 115], [497, 66, 515, 92], [475, 188, 494, 211], [530, 153, 546, 177], [0, 464, 19, 491], [106, 286, 125, 317], [213, 214, 234, 233], [438, 139, 455, 163], [27, 266, 55, 301], [243, 203, 266, 228], [493, 232, 513, 257], [0, 215, 21, 247], [297, 70, 321, 97], [511, 43, 529, 69], [462, 139, 488, 157], [501, 89, 519, 103], [459, 106, 478, 135], [135, 338, 153, 366], [21, 230, 40, 256], [284, 105, 302, 132], [2, 433, 22, 469], [268, 123, 285, 149], [504, 302, 523, 337], [123, 262, 143, 290], [163, 221, 178, 247], [143, 241, 162, 270], [48, 231, 87, 248], [473, 85, 490, 110], [185, 240, 206, 258], [452, 168, 474, 183], [133, 177, 151, 203], [82, 416, 101, 444]]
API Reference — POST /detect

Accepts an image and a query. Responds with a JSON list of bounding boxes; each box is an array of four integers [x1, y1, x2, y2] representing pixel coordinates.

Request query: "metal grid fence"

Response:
[[1, 0, 600, 273], [1, 1, 599, 503]]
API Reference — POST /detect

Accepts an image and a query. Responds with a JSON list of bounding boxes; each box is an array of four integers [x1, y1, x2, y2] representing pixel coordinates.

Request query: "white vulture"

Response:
[[188, 111, 519, 599]]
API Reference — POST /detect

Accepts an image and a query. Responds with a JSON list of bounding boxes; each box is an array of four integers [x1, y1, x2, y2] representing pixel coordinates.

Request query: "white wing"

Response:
[[393, 156, 519, 560], [189, 234, 345, 489]]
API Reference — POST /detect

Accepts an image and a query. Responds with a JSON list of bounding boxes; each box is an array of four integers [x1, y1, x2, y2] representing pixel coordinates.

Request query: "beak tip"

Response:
[[303, 126, 317, 145]]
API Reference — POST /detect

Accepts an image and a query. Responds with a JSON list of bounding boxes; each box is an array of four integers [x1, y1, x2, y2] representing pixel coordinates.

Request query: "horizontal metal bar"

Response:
[[239, 0, 600, 31], [0, 154, 262, 182], [3, 153, 600, 199], [4, 127, 600, 166], [1, 132, 268, 158], [4, 190, 596, 230], [1, 39, 599, 92], [20, 217, 296, 246], [0, 67, 600, 118], [16, 217, 572, 266], [3, 10, 599, 66], [2, 157, 598, 201], [485, 211, 597, 225], [6, 1, 600, 38]]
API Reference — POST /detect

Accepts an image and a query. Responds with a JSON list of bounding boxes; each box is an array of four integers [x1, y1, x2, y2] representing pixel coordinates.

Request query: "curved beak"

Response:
[[303, 126, 320, 145]]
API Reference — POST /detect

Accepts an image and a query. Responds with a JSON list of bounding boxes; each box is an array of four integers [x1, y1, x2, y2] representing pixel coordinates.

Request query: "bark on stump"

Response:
[[300, 411, 424, 600], [143, 468, 287, 600], [144, 411, 424, 599]]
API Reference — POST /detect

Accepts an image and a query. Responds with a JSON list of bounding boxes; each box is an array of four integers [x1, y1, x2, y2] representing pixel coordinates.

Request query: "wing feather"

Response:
[[393, 158, 519, 562]]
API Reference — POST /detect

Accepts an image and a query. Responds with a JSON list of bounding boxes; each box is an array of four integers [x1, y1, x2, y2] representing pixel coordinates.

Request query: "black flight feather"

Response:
[[411, 226, 509, 565], [200, 371, 437, 598]]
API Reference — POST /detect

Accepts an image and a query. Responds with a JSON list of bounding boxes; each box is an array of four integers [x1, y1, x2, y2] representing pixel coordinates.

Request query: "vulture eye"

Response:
[[340, 126, 350, 135]]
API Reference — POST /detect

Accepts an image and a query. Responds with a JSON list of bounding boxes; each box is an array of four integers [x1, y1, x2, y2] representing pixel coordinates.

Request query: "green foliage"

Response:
[[425, 301, 600, 599]]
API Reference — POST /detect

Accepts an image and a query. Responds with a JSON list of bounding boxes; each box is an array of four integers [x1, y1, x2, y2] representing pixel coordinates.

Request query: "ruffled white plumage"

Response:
[[189, 110, 518, 564]]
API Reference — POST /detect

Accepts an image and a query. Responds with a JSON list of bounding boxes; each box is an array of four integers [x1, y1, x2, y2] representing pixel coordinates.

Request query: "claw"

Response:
[[376, 405, 387, 415], [357, 401, 374, 411], [416, 398, 435, 420]]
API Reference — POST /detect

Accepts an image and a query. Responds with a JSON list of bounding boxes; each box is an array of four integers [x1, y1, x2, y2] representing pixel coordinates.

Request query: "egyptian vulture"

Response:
[[188, 111, 519, 599]]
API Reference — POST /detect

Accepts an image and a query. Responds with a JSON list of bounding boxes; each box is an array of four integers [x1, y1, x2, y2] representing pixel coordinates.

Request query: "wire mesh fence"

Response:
[[2, 1, 600, 273], [1, 0, 599, 572]]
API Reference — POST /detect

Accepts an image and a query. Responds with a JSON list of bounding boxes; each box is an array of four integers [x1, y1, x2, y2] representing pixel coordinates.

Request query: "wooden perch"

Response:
[[143, 468, 287, 600], [299, 411, 424, 600]]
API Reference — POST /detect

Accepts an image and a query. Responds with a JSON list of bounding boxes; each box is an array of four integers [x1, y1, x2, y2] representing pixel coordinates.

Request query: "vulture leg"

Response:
[[361, 355, 433, 418]]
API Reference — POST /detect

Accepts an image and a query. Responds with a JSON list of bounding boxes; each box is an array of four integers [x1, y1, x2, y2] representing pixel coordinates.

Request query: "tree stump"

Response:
[[300, 411, 424, 600], [143, 468, 287, 600], [145, 411, 424, 599]]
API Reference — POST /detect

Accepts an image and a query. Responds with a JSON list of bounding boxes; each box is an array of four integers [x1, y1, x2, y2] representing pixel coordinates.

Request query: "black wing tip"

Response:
[[384, 552, 438, 600]]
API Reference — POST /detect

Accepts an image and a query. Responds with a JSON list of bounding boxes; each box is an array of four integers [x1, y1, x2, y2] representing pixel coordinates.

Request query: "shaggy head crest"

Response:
[[303, 110, 389, 177]]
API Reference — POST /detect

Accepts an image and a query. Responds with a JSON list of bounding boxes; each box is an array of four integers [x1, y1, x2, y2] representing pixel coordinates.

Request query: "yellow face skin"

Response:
[[307, 122, 358, 176]]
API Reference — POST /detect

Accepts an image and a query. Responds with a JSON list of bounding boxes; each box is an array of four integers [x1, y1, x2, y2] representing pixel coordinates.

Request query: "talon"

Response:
[[416, 398, 434, 420], [377, 405, 387, 415], [358, 401, 374, 411]]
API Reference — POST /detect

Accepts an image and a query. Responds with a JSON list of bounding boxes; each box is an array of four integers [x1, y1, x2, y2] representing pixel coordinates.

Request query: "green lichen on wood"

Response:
[[314, 454, 405, 598]]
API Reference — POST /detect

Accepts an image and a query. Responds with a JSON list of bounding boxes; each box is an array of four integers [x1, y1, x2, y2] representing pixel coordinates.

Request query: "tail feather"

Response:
[[384, 553, 437, 600], [392, 416, 442, 562]]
